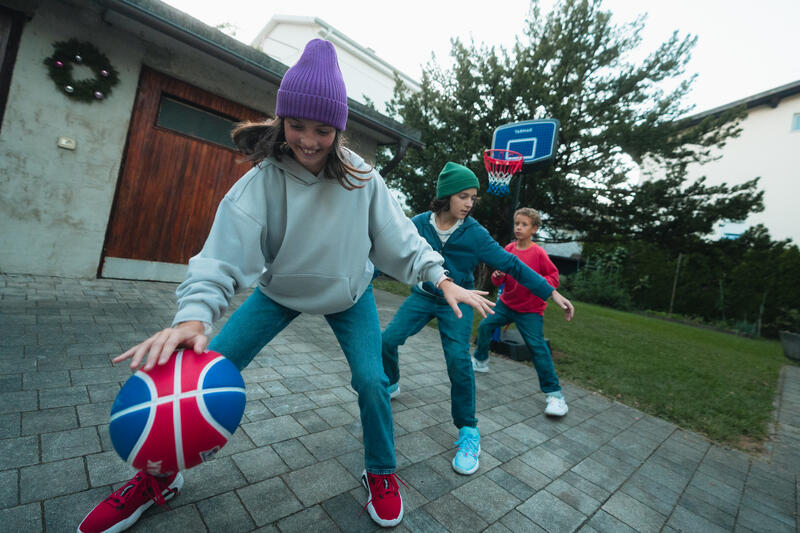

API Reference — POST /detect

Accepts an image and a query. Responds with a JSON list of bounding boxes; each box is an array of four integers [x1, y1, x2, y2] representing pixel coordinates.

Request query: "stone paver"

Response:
[[1, 274, 798, 532]]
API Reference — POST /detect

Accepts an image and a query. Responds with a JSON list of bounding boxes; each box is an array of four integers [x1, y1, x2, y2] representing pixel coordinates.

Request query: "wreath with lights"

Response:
[[43, 39, 120, 103]]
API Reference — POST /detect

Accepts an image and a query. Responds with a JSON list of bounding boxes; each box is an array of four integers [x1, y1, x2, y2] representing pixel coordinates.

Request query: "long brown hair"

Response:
[[231, 117, 372, 190]]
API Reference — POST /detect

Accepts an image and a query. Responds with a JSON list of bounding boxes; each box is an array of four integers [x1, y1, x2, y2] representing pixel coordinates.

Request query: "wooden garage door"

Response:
[[101, 67, 267, 280]]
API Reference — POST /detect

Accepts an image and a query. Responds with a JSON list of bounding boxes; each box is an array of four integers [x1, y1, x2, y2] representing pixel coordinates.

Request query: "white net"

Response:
[[487, 170, 513, 196], [484, 149, 523, 197]]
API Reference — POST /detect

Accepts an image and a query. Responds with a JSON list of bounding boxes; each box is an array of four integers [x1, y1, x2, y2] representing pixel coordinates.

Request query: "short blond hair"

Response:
[[514, 207, 541, 227]]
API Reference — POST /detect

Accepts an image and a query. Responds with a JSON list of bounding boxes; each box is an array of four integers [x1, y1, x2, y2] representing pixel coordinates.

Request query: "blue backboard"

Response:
[[491, 119, 560, 166]]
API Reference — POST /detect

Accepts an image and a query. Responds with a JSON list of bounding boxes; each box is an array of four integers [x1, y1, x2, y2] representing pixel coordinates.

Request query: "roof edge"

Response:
[[684, 79, 800, 125]]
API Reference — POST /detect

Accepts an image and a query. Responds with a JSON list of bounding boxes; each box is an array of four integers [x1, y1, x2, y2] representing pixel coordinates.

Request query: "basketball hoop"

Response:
[[484, 149, 524, 197]]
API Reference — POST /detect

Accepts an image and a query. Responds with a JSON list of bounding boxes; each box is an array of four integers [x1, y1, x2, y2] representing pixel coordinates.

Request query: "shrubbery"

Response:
[[559, 227, 800, 338], [562, 247, 632, 310]]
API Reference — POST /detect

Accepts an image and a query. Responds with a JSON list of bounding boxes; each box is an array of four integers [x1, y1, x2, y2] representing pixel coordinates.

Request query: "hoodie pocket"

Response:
[[266, 273, 356, 314]]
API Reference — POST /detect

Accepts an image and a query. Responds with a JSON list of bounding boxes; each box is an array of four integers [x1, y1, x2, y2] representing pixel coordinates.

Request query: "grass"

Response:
[[543, 301, 787, 449], [372, 276, 789, 450]]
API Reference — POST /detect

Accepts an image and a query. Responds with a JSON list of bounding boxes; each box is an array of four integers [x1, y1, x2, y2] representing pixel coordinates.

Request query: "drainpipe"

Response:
[[379, 138, 409, 177]]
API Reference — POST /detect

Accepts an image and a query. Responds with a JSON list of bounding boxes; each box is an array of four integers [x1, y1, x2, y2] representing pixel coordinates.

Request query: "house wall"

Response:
[[0, 1, 141, 278], [682, 93, 800, 244], [643, 93, 800, 244], [0, 0, 378, 278], [253, 18, 418, 113]]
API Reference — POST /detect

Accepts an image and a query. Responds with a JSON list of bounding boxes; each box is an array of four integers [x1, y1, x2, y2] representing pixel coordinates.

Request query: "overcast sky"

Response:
[[163, 0, 800, 115]]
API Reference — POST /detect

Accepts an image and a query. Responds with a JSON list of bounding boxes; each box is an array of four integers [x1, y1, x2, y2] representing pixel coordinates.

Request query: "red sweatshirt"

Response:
[[492, 242, 559, 315]]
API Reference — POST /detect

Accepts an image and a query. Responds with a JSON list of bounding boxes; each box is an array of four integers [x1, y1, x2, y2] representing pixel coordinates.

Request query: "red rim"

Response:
[[483, 149, 524, 174]]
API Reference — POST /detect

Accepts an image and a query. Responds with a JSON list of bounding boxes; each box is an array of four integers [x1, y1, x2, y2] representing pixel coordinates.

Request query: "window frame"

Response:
[[154, 93, 240, 150]]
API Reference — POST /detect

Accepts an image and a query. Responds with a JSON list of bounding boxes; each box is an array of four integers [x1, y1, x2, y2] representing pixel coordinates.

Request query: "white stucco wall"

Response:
[[253, 17, 420, 114], [684, 93, 800, 244], [643, 93, 800, 244], [0, 2, 143, 278]]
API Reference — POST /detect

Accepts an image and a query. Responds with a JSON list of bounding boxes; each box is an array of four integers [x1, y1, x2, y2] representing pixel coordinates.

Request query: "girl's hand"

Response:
[[550, 290, 575, 321], [439, 280, 496, 318], [113, 321, 208, 371], [491, 270, 505, 279]]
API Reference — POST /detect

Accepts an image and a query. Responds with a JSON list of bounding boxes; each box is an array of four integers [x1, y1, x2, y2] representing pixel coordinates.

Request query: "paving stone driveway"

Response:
[[0, 274, 797, 532]]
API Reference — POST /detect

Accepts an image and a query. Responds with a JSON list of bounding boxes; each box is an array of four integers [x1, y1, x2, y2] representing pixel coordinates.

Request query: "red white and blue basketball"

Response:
[[109, 349, 246, 475]]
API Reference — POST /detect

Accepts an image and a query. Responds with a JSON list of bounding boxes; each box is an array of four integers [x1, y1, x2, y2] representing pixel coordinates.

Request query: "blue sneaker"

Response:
[[387, 382, 400, 400], [452, 426, 480, 475]]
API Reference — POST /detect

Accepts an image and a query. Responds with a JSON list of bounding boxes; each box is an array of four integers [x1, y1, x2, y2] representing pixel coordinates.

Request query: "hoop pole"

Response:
[[508, 167, 525, 243], [512, 167, 524, 212]]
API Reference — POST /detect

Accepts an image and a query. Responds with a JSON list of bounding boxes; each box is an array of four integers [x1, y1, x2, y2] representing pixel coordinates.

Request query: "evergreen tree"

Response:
[[381, 0, 762, 247]]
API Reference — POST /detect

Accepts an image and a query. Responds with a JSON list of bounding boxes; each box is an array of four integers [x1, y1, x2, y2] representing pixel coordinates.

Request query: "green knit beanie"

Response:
[[436, 162, 480, 199]]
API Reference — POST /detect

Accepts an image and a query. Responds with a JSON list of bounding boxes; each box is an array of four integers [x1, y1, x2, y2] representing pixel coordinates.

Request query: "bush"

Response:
[[564, 269, 632, 310], [772, 308, 800, 334], [563, 246, 632, 310]]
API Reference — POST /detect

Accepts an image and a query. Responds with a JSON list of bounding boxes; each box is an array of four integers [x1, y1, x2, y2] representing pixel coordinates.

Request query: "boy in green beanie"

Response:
[[381, 162, 574, 476]]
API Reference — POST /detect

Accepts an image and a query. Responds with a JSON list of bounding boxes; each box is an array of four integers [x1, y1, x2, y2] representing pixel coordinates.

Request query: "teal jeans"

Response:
[[381, 287, 476, 428], [209, 285, 396, 474], [473, 299, 561, 394]]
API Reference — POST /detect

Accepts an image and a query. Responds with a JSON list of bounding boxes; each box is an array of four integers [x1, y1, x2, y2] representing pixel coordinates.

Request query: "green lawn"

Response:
[[372, 277, 789, 450], [543, 301, 787, 449]]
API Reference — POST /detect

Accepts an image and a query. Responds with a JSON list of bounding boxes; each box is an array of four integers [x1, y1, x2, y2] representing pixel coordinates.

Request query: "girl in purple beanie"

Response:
[[78, 39, 495, 532]]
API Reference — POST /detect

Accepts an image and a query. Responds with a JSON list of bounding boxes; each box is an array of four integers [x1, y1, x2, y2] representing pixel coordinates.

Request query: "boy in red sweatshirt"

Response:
[[471, 207, 568, 416]]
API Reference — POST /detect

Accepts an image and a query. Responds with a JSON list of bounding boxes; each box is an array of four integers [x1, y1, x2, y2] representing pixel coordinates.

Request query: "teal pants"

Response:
[[473, 299, 561, 394], [381, 287, 476, 429]]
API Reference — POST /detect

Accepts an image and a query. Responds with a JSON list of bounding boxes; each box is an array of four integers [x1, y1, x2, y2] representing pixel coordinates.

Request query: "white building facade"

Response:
[[251, 15, 421, 113], [679, 82, 800, 244]]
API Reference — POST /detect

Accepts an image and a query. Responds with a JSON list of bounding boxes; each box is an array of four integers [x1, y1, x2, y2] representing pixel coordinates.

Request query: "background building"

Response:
[[647, 81, 800, 243], [251, 15, 421, 113]]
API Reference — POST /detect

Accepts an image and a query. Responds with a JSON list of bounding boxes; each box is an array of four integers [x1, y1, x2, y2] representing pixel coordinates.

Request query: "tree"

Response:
[[381, 0, 762, 248]]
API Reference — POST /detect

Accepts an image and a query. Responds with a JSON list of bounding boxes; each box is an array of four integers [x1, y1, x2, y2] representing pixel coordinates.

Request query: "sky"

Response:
[[162, 0, 800, 115]]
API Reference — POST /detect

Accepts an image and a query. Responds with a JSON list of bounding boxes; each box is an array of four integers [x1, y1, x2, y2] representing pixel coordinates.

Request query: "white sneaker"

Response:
[[471, 356, 489, 373], [387, 382, 400, 399], [544, 395, 568, 417]]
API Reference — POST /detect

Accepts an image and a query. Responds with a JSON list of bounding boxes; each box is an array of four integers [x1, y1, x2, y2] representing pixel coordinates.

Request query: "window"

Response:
[[718, 220, 747, 240], [156, 96, 238, 149], [793, 113, 800, 132]]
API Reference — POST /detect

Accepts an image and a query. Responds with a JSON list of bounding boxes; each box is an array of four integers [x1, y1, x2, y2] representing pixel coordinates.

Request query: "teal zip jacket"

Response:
[[412, 211, 554, 300]]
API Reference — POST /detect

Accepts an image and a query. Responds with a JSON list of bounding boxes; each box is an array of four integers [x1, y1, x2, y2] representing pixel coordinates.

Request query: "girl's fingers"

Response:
[[146, 329, 180, 370], [112, 346, 135, 363], [449, 300, 463, 319], [117, 326, 205, 371], [157, 333, 180, 367], [129, 342, 151, 370], [142, 335, 166, 371], [194, 336, 209, 354]]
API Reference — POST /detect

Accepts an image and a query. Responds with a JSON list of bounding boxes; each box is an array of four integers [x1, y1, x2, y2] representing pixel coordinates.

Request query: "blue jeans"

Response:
[[209, 285, 395, 474], [473, 299, 561, 394], [381, 287, 476, 428]]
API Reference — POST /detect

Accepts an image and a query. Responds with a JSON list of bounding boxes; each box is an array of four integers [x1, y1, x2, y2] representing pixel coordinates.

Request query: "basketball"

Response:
[[109, 349, 246, 475]]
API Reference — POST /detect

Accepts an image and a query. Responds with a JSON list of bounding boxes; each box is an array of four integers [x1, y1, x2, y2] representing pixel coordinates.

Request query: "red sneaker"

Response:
[[77, 471, 183, 533], [360, 469, 404, 527]]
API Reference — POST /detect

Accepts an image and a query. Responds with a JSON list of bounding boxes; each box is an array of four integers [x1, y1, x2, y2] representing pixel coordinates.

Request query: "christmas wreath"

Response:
[[43, 39, 120, 103]]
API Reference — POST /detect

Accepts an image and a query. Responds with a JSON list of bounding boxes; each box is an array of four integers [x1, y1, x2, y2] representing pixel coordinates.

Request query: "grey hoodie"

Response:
[[173, 149, 446, 325]]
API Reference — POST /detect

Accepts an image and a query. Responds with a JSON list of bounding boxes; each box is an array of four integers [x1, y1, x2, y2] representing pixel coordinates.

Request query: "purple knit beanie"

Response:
[[275, 39, 348, 131]]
